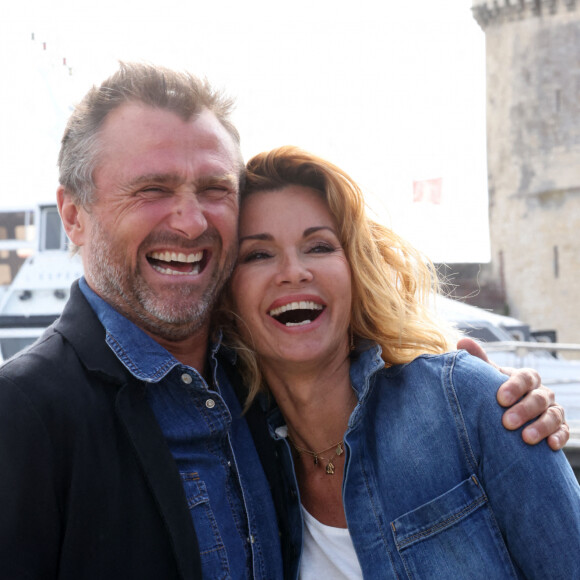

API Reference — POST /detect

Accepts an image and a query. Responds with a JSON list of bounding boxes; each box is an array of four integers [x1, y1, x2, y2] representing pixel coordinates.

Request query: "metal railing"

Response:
[[482, 341, 580, 355]]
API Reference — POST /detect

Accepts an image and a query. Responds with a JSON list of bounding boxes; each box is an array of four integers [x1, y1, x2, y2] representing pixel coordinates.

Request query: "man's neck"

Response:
[[146, 330, 209, 374]]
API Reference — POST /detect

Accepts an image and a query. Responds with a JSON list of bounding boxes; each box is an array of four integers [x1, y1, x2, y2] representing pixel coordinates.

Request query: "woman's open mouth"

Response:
[[268, 301, 325, 327]]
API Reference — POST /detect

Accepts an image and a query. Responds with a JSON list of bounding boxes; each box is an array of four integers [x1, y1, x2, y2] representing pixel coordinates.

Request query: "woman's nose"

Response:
[[274, 254, 313, 285]]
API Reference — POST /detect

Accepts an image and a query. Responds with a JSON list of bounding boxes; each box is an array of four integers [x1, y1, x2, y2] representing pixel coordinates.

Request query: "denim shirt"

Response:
[[268, 345, 580, 579], [79, 278, 283, 580]]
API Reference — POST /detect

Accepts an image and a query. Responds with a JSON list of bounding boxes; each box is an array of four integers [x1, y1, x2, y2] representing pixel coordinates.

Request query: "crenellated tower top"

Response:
[[472, 0, 577, 29]]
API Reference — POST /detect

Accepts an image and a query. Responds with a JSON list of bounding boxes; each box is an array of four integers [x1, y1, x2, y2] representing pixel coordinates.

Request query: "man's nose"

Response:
[[167, 194, 208, 239]]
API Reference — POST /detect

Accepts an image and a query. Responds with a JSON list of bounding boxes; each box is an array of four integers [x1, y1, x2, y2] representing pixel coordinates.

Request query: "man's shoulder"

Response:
[[0, 325, 89, 402], [1, 325, 71, 379], [0, 295, 124, 412]]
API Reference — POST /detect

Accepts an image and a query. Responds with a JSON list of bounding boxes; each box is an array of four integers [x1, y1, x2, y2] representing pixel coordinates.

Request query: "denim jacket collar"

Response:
[[266, 343, 386, 437]]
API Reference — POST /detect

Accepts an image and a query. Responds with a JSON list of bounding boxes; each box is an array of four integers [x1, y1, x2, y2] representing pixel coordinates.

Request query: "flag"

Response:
[[413, 178, 442, 204]]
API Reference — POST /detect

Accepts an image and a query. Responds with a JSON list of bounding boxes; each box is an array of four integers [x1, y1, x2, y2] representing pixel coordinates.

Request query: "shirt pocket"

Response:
[[391, 475, 517, 579], [180, 472, 229, 578]]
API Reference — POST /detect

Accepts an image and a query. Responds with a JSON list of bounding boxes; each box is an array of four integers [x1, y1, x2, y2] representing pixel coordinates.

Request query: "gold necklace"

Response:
[[287, 436, 345, 475]]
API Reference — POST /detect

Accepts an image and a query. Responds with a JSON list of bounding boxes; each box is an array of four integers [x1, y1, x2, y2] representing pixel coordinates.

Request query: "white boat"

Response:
[[0, 203, 82, 361]]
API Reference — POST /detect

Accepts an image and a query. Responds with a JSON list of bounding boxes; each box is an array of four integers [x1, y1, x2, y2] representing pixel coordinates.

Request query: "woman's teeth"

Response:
[[269, 301, 323, 318], [269, 301, 324, 326]]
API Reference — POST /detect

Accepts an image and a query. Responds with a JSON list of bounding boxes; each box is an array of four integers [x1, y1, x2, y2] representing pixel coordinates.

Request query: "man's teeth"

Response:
[[269, 301, 323, 318], [151, 264, 201, 276], [149, 251, 202, 263], [148, 250, 203, 276]]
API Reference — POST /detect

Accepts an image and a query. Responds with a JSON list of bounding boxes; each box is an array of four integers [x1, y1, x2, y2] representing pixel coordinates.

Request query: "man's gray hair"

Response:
[[58, 61, 241, 206]]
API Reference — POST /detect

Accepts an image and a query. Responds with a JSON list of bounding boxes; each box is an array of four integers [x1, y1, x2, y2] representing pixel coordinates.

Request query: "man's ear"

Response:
[[57, 186, 86, 247]]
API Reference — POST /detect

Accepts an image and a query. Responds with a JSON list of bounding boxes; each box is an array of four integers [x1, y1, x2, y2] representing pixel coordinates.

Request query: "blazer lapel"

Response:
[[116, 380, 202, 580]]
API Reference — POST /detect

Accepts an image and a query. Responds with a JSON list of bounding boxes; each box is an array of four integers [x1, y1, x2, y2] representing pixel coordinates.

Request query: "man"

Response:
[[0, 62, 568, 579]]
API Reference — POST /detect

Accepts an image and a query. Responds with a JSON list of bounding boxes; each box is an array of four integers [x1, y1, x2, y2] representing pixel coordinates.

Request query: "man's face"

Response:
[[76, 103, 240, 342]]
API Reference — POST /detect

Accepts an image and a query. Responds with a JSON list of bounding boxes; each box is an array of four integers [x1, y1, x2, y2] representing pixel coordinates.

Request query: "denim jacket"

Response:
[[268, 346, 580, 579]]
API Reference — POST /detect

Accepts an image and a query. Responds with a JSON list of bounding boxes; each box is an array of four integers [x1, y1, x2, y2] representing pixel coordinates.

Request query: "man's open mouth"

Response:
[[268, 301, 325, 327], [147, 250, 206, 276]]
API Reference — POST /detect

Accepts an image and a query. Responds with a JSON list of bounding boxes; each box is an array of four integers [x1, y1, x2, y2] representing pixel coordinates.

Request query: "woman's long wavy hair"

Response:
[[216, 146, 457, 409]]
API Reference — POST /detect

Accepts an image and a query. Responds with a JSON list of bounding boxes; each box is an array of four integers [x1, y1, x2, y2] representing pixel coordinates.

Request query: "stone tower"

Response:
[[472, 0, 580, 345]]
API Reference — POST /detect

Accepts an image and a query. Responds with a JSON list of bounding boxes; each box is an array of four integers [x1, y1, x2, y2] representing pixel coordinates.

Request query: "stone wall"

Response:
[[472, 0, 580, 344]]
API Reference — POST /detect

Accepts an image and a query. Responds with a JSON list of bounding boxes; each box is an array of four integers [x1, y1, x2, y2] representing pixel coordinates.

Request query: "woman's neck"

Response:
[[261, 354, 356, 528], [261, 354, 354, 449]]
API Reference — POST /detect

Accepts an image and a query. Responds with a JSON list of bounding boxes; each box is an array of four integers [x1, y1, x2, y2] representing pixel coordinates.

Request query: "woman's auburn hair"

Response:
[[216, 146, 458, 409]]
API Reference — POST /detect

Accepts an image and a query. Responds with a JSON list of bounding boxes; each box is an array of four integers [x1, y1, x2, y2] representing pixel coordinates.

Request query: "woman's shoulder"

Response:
[[380, 350, 508, 400]]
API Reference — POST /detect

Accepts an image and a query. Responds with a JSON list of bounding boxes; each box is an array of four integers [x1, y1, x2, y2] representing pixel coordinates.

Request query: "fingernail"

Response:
[[526, 427, 539, 443], [505, 412, 518, 428], [500, 391, 516, 406]]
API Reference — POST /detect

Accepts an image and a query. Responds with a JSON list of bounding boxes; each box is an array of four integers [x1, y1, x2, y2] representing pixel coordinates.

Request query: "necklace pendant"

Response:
[[326, 461, 335, 475], [313, 454, 318, 465], [336, 443, 344, 456]]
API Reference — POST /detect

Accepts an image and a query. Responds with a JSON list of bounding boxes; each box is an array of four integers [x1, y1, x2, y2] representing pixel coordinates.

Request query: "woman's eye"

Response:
[[240, 250, 272, 263], [309, 243, 335, 254]]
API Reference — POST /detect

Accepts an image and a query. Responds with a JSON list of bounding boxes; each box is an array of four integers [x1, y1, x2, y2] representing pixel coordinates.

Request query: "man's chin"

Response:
[[137, 293, 214, 339]]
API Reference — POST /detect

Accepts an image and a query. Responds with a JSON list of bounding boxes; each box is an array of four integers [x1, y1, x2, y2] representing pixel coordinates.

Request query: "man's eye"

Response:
[[139, 187, 166, 195], [201, 187, 230, 199]]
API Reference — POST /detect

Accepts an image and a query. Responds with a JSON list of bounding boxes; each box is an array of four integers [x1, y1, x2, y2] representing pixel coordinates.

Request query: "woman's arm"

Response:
[[453, 352, 580, 578]]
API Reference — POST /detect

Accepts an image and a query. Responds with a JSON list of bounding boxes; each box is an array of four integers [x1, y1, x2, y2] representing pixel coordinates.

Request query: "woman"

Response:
[[219, 146, 580, 579]]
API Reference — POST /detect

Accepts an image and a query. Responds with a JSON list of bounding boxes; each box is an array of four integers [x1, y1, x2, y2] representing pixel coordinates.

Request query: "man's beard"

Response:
[[86, 219, 237, 342]]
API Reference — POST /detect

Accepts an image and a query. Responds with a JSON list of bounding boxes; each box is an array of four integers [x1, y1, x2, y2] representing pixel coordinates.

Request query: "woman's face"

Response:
[[231, 185, 352, 371]]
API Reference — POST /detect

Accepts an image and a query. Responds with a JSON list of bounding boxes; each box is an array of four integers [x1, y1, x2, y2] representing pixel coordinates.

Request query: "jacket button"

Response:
[[181, 373, 192, 384], [206, 399, 216, 409]]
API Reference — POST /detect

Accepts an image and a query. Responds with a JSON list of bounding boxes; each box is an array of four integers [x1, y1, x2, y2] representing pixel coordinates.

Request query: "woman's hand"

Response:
[[457, 337, 569, 450]]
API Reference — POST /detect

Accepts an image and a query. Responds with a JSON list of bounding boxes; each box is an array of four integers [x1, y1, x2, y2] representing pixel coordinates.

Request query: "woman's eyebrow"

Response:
[[303, 226, 337, 237], [239, 226, 337, 244], [238, 233, 273, 244]]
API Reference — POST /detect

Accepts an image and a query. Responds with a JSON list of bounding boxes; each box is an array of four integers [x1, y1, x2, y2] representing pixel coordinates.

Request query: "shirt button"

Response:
[[247, 535, 255, 544], [181, 373, 192, 384], [205, 398, 216, 409]]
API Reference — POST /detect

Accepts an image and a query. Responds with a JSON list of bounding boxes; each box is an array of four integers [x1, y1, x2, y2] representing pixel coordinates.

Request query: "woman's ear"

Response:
[[57, 186, 86, 247]]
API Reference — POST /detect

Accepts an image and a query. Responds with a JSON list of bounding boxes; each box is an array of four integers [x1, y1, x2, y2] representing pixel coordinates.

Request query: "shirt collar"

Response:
[[79, 276, 221, 383]]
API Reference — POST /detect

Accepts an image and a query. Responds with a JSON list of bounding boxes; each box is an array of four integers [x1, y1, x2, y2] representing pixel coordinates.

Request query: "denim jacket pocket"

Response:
[[391, 475, 517, 579], [180, 472, 230, 578]]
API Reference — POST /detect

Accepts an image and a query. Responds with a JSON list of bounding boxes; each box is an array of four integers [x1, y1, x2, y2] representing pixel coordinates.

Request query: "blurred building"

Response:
[[471, 0, 580, 344]]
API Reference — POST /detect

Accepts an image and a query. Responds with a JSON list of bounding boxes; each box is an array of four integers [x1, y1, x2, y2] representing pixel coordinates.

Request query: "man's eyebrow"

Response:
[[196, 173, 239, 189], [126, 173, 181, 187], [126, 172, 239, 189]]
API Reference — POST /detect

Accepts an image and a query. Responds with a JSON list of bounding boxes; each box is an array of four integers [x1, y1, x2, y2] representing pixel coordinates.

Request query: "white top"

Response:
[[299, 506, 363, 580]]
